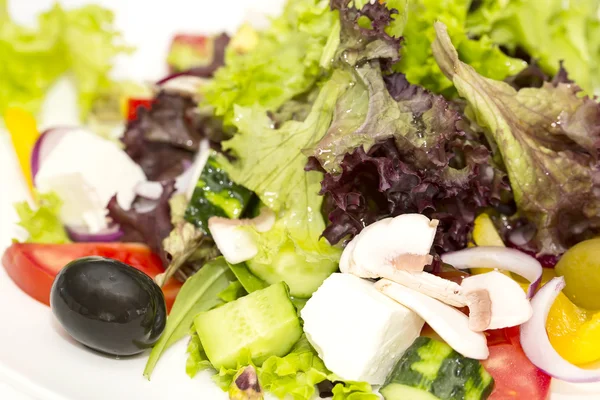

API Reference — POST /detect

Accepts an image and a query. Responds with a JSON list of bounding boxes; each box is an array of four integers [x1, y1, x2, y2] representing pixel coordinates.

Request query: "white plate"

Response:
[[0, 1, 599, 399]]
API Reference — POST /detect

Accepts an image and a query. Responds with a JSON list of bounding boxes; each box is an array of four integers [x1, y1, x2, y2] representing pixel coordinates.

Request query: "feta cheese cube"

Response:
[[35, 129, 146, 232], [301, 273, 424, 384]]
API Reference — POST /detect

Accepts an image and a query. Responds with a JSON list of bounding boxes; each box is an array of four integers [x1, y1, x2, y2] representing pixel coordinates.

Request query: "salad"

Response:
[[2, 0, 600, 399]]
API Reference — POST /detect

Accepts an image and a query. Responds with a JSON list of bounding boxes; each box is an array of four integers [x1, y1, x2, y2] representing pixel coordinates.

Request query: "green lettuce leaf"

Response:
[[219, 71, 351, 294], [433, 22, 600, 255], [202, 0, 337, 124], [15, 191, 70, 244], [186, 329, 213, 378], [217, 280, 245, 303], [309, 60, 461, 174], [257, 335, 329, 400], [209, 335, 377, 400], [394, 0, 526, 95], [331, 380, 379, 400], [0, 0, 129, 118], [467, 0, 600, 95]]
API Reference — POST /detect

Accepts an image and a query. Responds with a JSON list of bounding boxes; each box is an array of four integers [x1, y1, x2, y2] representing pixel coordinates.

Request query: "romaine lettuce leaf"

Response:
[[0, 0, 129, 118], [14, 191, 70, 244], [467, 0, 600, 95], [202, 0, 337, 125], [394, 0, 526, 96], [433, 22, 600, 255]]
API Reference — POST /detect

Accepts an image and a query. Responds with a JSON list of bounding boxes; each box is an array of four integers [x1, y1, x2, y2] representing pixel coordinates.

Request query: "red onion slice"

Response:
[[66, 224, 123, 242], [520, 277, 600, 383], [441, 247, 542, 298], [31, 127, 73, 180]]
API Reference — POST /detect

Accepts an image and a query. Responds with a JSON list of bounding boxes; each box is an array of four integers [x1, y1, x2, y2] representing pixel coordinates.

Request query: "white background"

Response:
[[0, 1, 599, 399]]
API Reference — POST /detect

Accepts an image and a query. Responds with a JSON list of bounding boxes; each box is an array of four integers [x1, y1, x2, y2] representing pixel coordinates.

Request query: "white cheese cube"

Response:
[[35, 129, 146, 232], [301, 273, 424, 384]]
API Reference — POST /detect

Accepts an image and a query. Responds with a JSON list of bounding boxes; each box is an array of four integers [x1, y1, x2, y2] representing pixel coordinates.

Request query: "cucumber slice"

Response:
[[194, 282, 302, 369], [185, 154, 253, 235], [380, 384, 440, 400], [246, 242, 338, 297], [381, 337, 494, 400]]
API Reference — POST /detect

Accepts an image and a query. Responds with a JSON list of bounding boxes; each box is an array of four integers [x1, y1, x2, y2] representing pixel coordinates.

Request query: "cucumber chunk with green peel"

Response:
[[381, 337, 494, 400], [185, 154, 253, 235], [246, 242, 338, 297], [381, 384, 440, 400], [194, 282, 302, 369]]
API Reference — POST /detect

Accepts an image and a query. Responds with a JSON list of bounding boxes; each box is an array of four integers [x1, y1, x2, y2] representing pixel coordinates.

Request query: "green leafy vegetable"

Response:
[[218, 280, 246, 303], [210, 335, 377, 400], [0, 0, 130, 118], [227, 262, 267, 293], [202, 0, 337, 124], [394, 0, 525, 95], [467, 0, 600, 95], [14, 192, 70, 244], [331, 380, 379, 400], [144, 257, 234, 379], [309, 60, 461, 174], [186, 329, 213, 378], [432, 22, 600, 255], [219, 71, 350, 295], [156, 222, 204, 287]]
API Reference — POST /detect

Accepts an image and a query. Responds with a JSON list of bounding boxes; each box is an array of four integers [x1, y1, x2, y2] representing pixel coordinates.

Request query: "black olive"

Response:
[[50, 257, 166, 356]]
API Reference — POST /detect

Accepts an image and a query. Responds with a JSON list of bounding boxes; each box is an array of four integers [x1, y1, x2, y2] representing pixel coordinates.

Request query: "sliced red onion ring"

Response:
[[520, 277, 600, 383], [441, 247, 542, 298], [31, 127, 73, 180], [66, 224, 123, 242]]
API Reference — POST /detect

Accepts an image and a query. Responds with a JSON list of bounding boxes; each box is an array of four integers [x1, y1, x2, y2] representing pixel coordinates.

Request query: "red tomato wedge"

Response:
[[2, 243, 181, 311], [126, 98, 154, 122], [483, 327, 552, 400]]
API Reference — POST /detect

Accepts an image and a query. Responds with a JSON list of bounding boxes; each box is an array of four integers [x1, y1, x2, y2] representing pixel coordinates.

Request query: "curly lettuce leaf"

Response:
[[220, 71, 351, 267], [202, 0, 337, 124], [0, 0, 129, 118], [467, 0, 600, 95], [433, 22, 600, 255], [186, 330, 213, 378], [309, 61, 461, 174], [394, 0, 525, 95], [14, 191, 70, 244], [209, 335, 377, 400]]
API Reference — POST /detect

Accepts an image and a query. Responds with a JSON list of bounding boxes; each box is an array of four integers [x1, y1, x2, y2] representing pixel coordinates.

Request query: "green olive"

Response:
[[555, 238, 600, 310]]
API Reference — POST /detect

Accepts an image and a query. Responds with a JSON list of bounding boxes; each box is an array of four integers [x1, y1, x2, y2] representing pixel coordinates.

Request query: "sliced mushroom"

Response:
[[381, 270, 468, 308], [340, 214, 438, 276], [375, 279, 489, 360], [461, 271, 533, 330], [208, 208, 276, 264], [465, 289, 492, 332]]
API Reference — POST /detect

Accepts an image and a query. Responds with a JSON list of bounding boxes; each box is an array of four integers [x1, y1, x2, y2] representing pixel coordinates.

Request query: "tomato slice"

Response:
[[483, 327, 551, 400], [126, 98, 154, 122], [2, 243, 181, 311]]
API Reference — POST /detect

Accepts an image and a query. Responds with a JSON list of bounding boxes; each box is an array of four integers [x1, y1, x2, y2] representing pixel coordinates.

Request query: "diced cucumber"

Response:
[[381, 337, 494, 400], [380, 384, 440, 400], [184, 154, 253, 235], [194, 282, 302, 369], [246, 242, 338, 298]]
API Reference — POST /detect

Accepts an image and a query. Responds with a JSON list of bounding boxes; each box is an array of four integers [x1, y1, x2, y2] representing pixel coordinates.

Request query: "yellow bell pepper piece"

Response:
[[5, 107, 39, 193], [471, 213, 511, 276], [547, 291, 600, 365]]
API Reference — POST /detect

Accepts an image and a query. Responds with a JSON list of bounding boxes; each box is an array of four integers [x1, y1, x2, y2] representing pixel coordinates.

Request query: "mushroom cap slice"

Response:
[[340, 214, 438, 278], [462, 271, 533, 330], [376, 279, 489, 360]]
